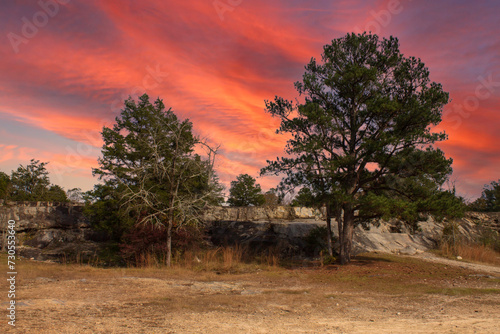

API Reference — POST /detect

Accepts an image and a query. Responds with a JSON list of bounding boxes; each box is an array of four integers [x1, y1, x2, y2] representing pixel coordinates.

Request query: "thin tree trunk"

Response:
[[166, 218, 172, 267], [1, 225, 5, 252], [337, 207, 344, 262], [325, 205, 333, 257], [166, 194, 176, 268]]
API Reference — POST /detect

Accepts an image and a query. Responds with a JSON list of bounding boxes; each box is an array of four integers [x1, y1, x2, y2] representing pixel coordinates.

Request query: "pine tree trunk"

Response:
[[339, 206, 354, 265], [337, 209, 344, 263]]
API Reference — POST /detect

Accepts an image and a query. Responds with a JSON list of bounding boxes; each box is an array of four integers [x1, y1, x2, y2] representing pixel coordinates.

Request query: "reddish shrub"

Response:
[[120, 222, 204, 266]]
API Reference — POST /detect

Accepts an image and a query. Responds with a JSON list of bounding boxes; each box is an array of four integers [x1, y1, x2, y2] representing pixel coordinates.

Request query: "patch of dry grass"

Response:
[[1, 251, 498, 299], [439, 243, 500, 266], [105, 244, 282, 276], [171, 245, 280, 273]]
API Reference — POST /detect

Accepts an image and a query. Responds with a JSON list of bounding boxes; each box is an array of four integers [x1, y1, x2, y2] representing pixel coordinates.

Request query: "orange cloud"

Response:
[[0, 0, 498, 198]]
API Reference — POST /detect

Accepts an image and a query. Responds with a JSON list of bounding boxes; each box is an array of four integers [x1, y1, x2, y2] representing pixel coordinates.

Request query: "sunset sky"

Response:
[[0, 0, 499, 200]]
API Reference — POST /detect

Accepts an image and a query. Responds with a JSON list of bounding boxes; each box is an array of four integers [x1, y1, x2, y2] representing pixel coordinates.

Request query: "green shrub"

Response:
[[304, 226, 338, 257]]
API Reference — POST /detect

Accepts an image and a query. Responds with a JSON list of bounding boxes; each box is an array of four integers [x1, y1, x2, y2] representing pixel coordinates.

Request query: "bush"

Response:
[[441, 221, 462, 250], [304, 226, 337, 257], [83, 184, 131, 242], [320, 253, 337, 266], [120, 223, 204, 267], [478, 226, 500, 252]]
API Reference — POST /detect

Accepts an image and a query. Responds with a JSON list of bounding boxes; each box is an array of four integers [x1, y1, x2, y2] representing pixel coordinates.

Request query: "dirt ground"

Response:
[[2, 252, 499, 334]]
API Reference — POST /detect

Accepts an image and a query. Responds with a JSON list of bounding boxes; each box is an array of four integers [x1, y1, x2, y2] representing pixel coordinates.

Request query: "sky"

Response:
[[0, 0, 499, 201]]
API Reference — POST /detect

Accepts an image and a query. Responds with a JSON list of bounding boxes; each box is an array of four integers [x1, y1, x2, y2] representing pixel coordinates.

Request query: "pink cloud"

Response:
[[0, 0, 498, 198]]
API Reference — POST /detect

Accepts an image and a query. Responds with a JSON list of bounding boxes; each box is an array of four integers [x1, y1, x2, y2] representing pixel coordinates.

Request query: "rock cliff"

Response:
[[0, 201, 104, 261], [1, 201, 498, 261]]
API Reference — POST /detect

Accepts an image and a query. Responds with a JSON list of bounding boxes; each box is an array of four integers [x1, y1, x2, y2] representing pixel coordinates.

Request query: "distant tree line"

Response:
[[468, 180, 500, 212], [0, 159, 82, 202]]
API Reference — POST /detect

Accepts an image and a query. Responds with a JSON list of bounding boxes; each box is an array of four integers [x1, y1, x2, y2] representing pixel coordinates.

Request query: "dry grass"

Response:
[[439, 242, 500, 266], [126, 245, 280, 274], [3, 252, 500, 316], [3, 251, 498, 295]]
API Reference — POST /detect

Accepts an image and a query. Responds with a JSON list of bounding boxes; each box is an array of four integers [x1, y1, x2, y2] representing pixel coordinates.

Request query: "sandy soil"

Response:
[[2, 254, 499, 333]]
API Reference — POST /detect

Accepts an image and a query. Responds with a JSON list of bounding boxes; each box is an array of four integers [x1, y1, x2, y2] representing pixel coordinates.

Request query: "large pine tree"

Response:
[[262, 33, 464, 264]]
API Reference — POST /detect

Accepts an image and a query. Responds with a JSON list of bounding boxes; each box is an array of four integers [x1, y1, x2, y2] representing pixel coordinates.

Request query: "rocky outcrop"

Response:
[[203, 206, 324, 222], [208, 220, 323, 258], [462, 211, 500, 233], [206, 209, 500, 257], [0, 201, 104, 262], [1, 201, 498, 261]]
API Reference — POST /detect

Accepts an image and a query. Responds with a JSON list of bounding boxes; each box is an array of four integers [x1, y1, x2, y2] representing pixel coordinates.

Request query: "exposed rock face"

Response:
[[206, 209, 500, 257], [208, 220, 323, 258], [1, 201, 498, 261], [203, 206, 324, 222], [462, 211, 500, 233], [0, 201, 104, 262]]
